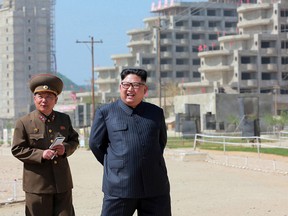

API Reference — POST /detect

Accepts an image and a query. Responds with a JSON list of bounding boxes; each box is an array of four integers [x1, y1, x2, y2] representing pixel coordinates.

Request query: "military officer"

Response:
[[12, 73, 79, 216]]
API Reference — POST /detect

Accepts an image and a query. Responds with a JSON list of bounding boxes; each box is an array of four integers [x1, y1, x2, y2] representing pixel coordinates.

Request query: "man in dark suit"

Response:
[[12, 74, 79, 216], [89, 68, 171, 216]]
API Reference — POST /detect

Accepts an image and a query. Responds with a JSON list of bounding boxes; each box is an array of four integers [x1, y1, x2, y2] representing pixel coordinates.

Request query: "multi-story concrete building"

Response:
[[173, 0, 288, 133], [187, 0, 288, 115], [95, 0, 239, 103], [183, 0, 288, 94], [0, 0, 55, 127], [96, 0, 286, 133]]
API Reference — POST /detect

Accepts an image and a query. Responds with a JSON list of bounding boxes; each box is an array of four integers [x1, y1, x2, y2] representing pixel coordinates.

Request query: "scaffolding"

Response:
[[50, 0, 56, 74]]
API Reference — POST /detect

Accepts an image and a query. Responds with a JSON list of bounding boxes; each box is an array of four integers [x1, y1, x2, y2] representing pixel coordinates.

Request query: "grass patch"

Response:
[[166, 137, 288, 157], [197, 143, 288, 157], [167, 137, 194, 148], [256, 148, 288, 156]]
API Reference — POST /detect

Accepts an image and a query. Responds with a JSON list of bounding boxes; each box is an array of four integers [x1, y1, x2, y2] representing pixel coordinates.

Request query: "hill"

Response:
[[56, 73, 90, 92]]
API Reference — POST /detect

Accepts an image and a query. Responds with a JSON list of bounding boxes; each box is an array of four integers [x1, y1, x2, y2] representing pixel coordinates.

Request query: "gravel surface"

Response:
[[1, 147, 288, 216]]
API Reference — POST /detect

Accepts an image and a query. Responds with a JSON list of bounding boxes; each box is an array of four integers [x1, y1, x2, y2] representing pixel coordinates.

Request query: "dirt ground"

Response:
[[1, 146, 288, 216]]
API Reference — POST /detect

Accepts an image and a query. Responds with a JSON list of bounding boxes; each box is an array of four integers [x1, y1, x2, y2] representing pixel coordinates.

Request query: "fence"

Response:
[[0, 146, 25, 204], [0, 179, 24, 204], [193, 133, 288, 174]]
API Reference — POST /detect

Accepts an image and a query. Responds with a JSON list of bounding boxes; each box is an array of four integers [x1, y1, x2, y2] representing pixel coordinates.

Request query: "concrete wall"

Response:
[[174, 93, 273, 132]]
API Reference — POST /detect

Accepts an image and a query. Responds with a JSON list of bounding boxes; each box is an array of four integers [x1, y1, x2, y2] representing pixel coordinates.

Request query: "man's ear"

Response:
[[55, 96, 58, 104], [144, 85, 148, 95]]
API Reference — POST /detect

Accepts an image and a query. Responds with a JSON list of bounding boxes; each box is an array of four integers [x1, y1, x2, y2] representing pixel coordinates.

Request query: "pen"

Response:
[[51, 151, 57, 160]]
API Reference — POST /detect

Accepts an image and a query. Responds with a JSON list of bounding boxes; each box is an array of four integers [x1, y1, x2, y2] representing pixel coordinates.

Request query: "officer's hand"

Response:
[[51, 144, 65, 156], [43, 149, 57, 160]]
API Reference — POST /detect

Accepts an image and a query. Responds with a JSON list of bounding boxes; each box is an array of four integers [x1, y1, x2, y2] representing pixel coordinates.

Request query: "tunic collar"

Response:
[[37, 110, 55, 123], [118, 99, 145, 116]]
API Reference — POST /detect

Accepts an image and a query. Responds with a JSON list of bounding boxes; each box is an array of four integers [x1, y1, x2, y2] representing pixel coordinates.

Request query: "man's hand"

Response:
[[43, 149, 58, 160], [43, 144, 65, 160], [51, 143, 65, 156]]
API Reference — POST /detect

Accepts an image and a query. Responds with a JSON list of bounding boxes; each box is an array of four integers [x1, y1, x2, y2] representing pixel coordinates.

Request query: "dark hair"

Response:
[[120, 68, 147, 82]]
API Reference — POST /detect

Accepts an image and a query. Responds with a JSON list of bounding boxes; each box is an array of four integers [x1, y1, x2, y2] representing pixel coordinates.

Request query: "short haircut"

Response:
[[120, 68, 147, 82]]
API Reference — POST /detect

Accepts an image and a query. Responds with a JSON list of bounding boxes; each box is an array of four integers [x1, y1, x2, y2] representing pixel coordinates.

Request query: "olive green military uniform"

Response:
[[12, 74, 79, 216]]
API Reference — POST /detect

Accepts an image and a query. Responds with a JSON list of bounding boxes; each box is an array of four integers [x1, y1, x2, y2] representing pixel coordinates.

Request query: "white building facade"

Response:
[[186, 0, 288, 114], [173, 0, 287, 132], [0, 0, 55, 124], [95, 0, 240, 104]]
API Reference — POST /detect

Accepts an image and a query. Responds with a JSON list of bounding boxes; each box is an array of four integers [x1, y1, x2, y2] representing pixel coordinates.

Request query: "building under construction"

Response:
[[95, 0, 241, 103], [94, 0, 288, 134], [0, 0, 56, 130]]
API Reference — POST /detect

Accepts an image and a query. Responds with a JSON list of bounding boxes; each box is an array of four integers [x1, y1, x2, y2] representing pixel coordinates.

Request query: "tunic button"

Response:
[[50, 139, 53, 143], [48, 120, 50, 122], [54, 161, 57, 164], [49, 129, 52, 133]]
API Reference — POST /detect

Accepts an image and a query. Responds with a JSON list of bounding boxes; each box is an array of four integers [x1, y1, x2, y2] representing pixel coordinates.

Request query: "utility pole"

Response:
[[156, 16, 162, 108], [76, 36, 102, 121], [273, 85, 279, 116]]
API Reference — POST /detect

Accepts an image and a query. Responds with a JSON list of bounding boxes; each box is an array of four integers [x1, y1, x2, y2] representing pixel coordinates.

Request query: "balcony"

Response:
[[261, 48, 277, 55], [240, 63, 257, 71], [208, 27, 222, 32], [281, 64, 288, 71], [95, 78, 118, 84], [277, 95, 288, 104], [161, 38, 173, 45], [174, 26, 190, 31], [261, 64, 278, 72], [191, 26, 206, 32], [198, 50, 231, 58], [239, 79, 258, 87], [279, 80, 288, 86], [218, 34, 251, 43], [145, 64, 156, 71], [175, 39, 189, 45], [175, 65, 190, 70], [127, 40, 152, 47], [127, 28, 150, 35], [260, 80, 279, 88], [237, 18, 272, 28], [161, 64, 173, 70], [199, 65, 233, 73], [161, 52, 173, 58], [175, 52, 190, 58], [281, 49, 288, 55], [237, 3, 272, 13]]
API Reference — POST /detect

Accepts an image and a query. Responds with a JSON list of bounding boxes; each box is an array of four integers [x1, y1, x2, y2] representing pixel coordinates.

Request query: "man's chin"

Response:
[[39, 108, 51, 115], [125, 97, 134, 102], [124, 100, 135, 106]]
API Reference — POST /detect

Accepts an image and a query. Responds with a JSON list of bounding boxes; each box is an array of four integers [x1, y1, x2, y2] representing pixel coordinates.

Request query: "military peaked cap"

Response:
[[29, 73, 63, 96]]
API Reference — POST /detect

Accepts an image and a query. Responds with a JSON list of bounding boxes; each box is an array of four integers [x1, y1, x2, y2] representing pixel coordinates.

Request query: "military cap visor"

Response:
[[30, 74, 63, 96]]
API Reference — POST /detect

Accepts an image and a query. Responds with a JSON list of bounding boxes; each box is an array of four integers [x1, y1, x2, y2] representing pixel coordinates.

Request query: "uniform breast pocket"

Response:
[[109, 123, 128, 144], [112, 123, 127, 132], [29, 133, 45, 148]]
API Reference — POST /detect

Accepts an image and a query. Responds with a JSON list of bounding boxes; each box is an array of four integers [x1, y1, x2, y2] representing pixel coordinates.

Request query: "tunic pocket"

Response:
[[109, 123, 128, 146], [112, 123, 128, 132], [29, 134, 44, 140], [29, 133, 45, 148], [109, 159, 124, 169]]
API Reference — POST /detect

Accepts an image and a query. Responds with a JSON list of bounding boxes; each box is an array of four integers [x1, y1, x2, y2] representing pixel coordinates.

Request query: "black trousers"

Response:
[[25, 190, 75, 216], [101, 194, 171, 216]]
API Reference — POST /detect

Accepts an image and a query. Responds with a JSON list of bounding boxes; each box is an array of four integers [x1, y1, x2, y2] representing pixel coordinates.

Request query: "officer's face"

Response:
[[120, 74, 147, 108], [34, 92, 58, 115]]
